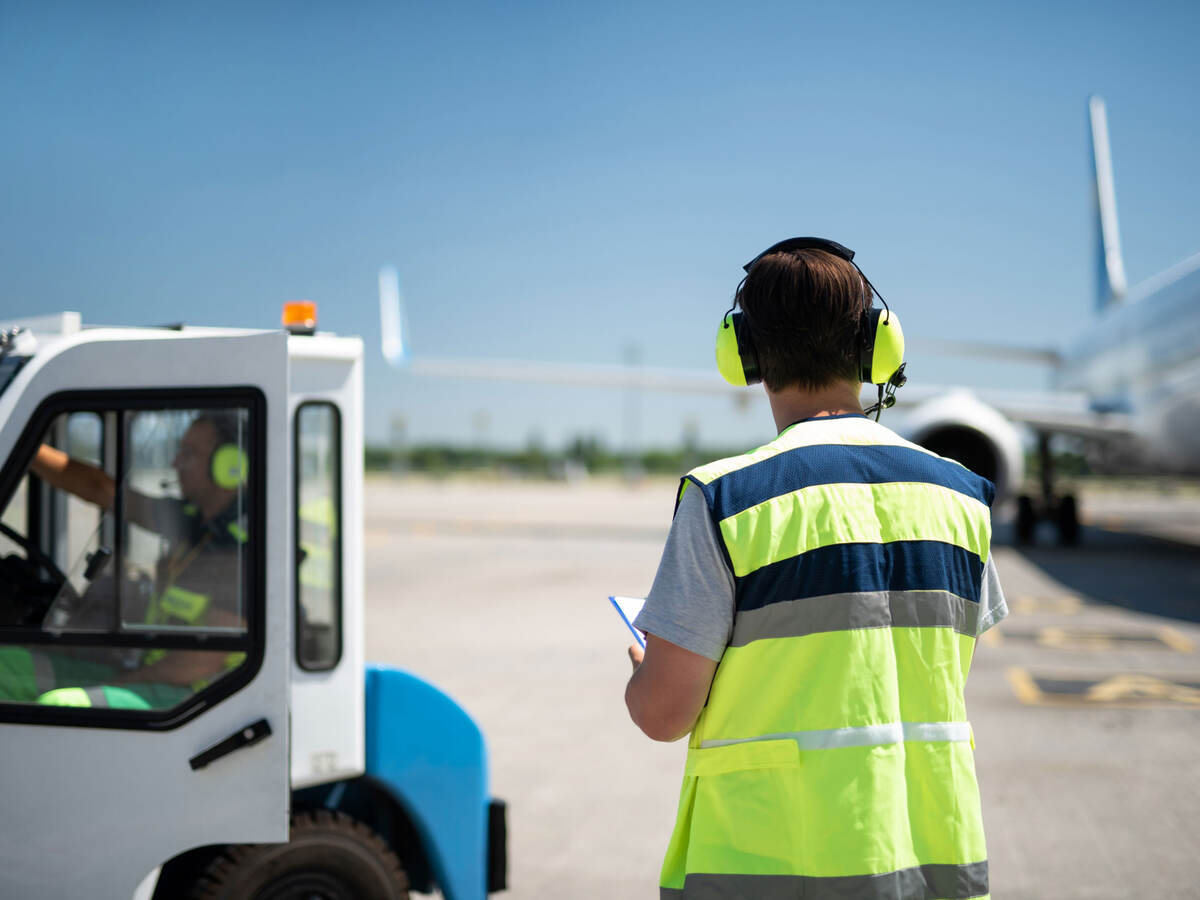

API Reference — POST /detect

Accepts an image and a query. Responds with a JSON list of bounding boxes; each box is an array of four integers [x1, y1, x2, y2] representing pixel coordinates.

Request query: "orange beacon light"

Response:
[[282, 301, 317, 335]]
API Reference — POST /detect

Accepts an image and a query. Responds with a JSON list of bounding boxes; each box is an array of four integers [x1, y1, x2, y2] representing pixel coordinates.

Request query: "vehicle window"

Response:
[[0, 402, 256, 716], [296, 402, 341, 670], [0, 354, 28, 400], [0, 474, 28, 559]]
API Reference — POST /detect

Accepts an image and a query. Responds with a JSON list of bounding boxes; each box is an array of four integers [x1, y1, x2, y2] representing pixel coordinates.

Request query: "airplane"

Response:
[[381, 97, 1200, 546]]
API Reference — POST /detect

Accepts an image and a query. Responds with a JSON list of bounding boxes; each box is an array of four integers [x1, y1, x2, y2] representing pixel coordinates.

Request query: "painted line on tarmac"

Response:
[[1007, 594, 1084, 616], [1006, 667, 1200, 707], [990, 626, 1194, 653]]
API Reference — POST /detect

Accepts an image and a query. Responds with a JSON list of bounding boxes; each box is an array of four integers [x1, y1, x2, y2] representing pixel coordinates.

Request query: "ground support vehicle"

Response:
[[0, 311, 507, 899]]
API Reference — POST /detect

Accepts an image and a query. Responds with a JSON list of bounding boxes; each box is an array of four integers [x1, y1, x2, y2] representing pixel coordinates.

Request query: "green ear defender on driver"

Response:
[[210, 443, 249, 490]]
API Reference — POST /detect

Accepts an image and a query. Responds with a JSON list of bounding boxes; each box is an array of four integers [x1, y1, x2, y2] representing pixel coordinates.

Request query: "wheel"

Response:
[[1056, 494, 1080, 546], [189, 810, 410, 900], [1015, 495, 1036, 545]]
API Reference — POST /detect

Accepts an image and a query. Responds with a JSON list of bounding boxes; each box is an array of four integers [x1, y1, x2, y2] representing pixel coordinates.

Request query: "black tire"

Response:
[[1015, 495, 1037, 545], [1057, 494, 1080, 546], [189, 810, 410, 900]]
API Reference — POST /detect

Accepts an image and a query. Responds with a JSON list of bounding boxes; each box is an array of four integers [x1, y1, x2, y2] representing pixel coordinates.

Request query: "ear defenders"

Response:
[[715, 309, 760, 387], [715, 237, 907, 412], [197, 413, 249, 490], [210, 443, 249, 490]]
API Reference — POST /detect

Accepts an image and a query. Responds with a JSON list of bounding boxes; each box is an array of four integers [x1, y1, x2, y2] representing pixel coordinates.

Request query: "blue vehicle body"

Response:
[[364, 664, 494, 900]]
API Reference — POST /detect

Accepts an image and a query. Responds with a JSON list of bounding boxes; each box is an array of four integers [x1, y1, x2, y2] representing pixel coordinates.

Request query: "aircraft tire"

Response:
[[1015, 495, 1037, 545], [188, 809, 410, 900], [1057, 494, 1080, 546]]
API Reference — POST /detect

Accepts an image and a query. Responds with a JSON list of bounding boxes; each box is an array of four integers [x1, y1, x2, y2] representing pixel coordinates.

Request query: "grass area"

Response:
[[366, 440, 745, 480]]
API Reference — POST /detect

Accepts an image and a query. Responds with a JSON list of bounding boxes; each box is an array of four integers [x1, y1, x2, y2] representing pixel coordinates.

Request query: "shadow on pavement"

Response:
[[995, 522, 1200, 623]]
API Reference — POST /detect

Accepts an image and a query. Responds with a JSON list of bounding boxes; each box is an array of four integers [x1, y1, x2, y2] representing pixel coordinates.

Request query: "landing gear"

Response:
[[1056, 494, 1080, 546], [1015, 495, 1037, 544], [1014, 433, 1080, 547]]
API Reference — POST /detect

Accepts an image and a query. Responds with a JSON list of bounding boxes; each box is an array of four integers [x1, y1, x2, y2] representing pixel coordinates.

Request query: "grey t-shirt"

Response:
[[633, 486, 735, 661], [633, 481, 1009, 662]]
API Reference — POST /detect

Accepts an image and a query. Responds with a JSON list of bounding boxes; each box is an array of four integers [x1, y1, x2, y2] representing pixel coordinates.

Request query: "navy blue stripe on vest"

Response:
[[735, 540, 985, 614], [704, 444, 995, 522]]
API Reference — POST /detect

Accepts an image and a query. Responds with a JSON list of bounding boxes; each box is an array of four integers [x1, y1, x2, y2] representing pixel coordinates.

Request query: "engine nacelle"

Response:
[[898, 391, 1025, 503]]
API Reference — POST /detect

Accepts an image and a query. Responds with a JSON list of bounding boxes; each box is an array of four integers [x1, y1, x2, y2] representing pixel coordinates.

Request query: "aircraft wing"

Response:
[[982, 396, 1135, 441], [892, 382, 1136, 441], [404, 356, 736, 394], [909, 339, 1061, 367]]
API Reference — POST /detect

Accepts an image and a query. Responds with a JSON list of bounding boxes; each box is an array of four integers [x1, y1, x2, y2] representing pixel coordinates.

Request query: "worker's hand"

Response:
[[628, 643, 645, 671]]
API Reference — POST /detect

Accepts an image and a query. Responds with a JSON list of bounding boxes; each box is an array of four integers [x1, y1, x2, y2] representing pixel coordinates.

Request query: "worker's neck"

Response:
[[197, 492, 235, 523], [767, 381, 865, 433]]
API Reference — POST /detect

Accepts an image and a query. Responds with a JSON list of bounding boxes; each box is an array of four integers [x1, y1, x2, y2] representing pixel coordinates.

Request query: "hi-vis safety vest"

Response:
[[36, 511, 250, 709], [660, 414, 994, 900], [142, 511, 250, 682]]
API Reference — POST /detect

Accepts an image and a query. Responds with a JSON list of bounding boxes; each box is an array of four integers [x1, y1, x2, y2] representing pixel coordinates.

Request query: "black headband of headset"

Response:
[[742, 236, 855, 273]]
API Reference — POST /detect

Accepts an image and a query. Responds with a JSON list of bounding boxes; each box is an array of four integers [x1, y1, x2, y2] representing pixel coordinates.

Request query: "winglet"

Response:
[[1089, 95, 1127, 311], [379, 265, 407, 365]]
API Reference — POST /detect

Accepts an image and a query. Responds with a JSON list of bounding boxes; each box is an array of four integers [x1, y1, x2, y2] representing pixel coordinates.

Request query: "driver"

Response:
[[0, 412, 248, 709]]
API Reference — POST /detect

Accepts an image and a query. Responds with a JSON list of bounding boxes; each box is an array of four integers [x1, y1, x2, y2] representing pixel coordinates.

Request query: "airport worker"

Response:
[[624, 237, 1007, 899], [0, 411, 248, 709]]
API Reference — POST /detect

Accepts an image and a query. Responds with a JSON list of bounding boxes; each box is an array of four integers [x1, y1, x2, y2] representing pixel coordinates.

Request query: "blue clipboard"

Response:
[[609, 595, 646, 648]]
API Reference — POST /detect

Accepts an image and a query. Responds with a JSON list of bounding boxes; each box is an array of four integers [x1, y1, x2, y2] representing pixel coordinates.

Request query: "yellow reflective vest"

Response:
[[660, 415, 993, 900]]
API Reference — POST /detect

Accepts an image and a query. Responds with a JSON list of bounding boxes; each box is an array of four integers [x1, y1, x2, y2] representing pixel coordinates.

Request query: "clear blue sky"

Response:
[[3, 1, 1198, 450]]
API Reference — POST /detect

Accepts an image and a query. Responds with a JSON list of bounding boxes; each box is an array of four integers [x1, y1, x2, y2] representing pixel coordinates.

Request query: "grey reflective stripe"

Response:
[[30, 652, 56, 693], [662, 860, 989, 900], [700, 720, 971, 752], [731, 590, 980, 647], [84, 686, 109, 708]]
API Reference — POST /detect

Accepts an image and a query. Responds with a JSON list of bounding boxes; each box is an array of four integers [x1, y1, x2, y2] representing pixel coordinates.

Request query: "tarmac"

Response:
[[362, 475, 1200, 899]]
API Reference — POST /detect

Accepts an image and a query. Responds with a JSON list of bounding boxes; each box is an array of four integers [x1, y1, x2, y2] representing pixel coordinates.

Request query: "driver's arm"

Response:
[[115, 608, 245, 686], [30, 444, 162, 532], [31, 445, 115, 510]]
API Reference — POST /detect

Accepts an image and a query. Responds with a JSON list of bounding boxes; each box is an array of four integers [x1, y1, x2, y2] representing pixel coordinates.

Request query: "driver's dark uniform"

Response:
[[0, 500, 247, 710]]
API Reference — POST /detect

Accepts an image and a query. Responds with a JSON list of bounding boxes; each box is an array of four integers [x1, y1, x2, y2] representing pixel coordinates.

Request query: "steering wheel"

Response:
[[0, 520, 83, 624]]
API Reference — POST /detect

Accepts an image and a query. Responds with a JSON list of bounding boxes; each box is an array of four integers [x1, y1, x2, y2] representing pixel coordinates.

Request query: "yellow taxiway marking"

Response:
[[987, 625, 1194, 652], [1158, 627, 1197, 653], [1032, 626, 1195, 653], [978, 629, 1003, 647], [1008, 594, 1084, 616], [1006, 667, 1200, 707]]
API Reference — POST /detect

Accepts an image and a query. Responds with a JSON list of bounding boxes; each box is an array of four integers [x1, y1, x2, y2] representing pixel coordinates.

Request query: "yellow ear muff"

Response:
[[715, 313, 747, 386], [715, 310, 762, 386], [870, 310, 905, 384], [211, 444, 249, 490], [864, 310, 905, 385]]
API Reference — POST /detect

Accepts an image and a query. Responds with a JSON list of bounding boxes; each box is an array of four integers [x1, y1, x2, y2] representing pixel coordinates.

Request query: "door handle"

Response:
[[189, 718, 272, 771]]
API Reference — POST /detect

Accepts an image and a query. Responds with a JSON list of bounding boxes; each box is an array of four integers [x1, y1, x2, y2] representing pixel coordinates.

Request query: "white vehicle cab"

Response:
[[0, 306, 506, 900]]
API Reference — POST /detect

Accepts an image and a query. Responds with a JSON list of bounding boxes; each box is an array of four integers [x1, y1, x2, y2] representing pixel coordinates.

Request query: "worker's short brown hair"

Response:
[[735, 248, 872, 392]]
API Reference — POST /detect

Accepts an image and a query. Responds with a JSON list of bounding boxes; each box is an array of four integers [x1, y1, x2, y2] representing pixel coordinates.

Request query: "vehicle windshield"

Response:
[[0, 355, 28, 400]]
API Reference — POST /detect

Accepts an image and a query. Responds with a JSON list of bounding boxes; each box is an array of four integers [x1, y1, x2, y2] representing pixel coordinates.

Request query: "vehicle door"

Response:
[[288, 337, 366, 787], [0, 330, 290, 900]]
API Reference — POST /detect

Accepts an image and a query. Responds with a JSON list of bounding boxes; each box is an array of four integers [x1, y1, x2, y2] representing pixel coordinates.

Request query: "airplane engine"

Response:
[[900, 391, 1025, 503]]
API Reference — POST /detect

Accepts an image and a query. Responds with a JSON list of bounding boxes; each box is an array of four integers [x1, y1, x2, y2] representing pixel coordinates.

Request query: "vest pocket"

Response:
[[684, 738, 800, 777]]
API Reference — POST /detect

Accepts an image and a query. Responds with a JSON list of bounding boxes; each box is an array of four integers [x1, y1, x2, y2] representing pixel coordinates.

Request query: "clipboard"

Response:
[[609, 595, 647, 648]]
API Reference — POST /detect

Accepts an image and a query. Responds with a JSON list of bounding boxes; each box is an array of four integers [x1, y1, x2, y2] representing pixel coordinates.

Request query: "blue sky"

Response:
[[3, 1, 1198, 450]]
